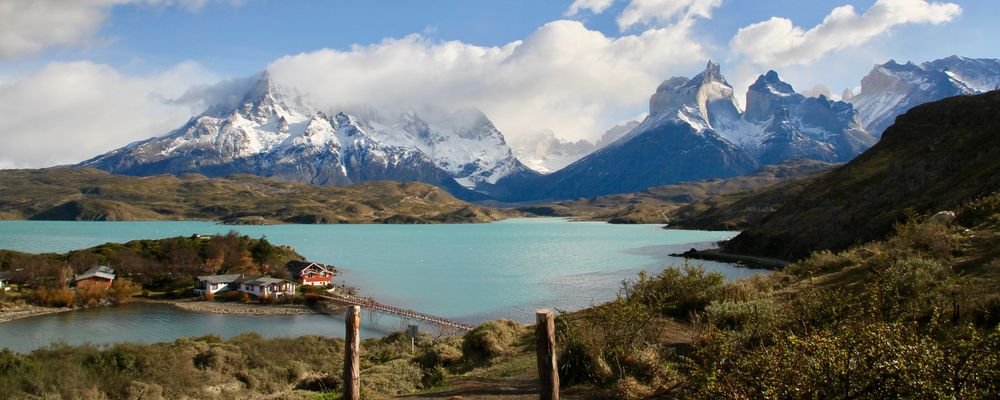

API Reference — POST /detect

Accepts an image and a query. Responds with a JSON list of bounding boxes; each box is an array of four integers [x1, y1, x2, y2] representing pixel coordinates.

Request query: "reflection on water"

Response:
[[0, 303, 392, 353]]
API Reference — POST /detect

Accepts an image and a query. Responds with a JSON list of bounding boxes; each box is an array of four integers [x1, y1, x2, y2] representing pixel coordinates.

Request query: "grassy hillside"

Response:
[[722, 91, 1000, 260], [0, 168, 507, 224], [420, 194, 1000, 398], [517, 159, 834, 224]]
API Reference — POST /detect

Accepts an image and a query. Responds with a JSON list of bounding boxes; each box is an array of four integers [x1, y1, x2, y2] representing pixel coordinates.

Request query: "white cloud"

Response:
[[565, 0, 615, 16], [731, 0, 961, 67], [0, 0, 239, 60], [0, 61, 216, 168], [267, 20, 707, 148], [0, 0, 120, 60], [617, 0, 723, 31]]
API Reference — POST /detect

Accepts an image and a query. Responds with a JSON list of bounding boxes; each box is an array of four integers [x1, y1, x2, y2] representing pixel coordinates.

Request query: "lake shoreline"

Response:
[[0, 298, 328, 325], [136, 298, 324, 316], [0, 303, 73, 324], [671, 248, 790, 269]]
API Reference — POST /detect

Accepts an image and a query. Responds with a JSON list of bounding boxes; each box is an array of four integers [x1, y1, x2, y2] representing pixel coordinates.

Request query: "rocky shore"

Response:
[[0, 303, 72, 324], [671, 248, 790, 269], [144, 298, 320, 316]]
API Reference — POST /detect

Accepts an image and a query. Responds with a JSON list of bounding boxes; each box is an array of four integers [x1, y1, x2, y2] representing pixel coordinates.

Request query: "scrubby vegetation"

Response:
[[0, 332, 462, 399], [551, 198, 1000, 398]]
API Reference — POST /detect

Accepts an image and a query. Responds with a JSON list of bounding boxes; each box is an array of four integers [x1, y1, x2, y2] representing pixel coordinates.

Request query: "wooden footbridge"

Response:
[[319, 292, 474, 332]]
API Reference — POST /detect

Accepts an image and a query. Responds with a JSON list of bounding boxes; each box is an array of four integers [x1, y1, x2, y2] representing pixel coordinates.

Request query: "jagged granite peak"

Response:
[[79, 71, 536, 200], [848, 56, 992, 137], [648, 60, 742, 132], [744, 70, 804, 123], [724, 69, 874, 163], [494, 61, 757, 201]]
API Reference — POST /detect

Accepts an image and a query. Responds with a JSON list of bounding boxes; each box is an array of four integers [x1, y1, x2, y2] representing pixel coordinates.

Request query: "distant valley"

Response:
[[0, 168, 506, 224]]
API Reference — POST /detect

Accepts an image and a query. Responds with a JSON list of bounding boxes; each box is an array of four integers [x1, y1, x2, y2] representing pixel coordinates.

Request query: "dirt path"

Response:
[[399, 377, 601, 400]]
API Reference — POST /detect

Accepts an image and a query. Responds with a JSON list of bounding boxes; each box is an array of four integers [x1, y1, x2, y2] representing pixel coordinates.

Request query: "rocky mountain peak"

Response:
[[702, 60, 724, 82], [648, 61, 740, 131], [744, 70, 803, 123]]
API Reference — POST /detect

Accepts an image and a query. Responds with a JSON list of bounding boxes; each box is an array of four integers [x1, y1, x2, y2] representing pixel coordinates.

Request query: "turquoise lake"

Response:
[[0, 219, 762, 352]]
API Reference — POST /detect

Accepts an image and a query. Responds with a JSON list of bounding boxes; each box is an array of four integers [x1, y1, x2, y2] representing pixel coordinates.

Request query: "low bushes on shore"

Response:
[[551, 211, 1000, 398], [0, 331, 464, 399]]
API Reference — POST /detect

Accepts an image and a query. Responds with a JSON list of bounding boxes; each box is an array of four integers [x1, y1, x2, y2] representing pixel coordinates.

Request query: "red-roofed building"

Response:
[[74, 266, 115, 289], [287, 261, 335, 286]]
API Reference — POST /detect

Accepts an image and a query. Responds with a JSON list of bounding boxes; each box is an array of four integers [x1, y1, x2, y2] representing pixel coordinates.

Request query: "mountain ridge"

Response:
[[724, 90, 1000, 260]]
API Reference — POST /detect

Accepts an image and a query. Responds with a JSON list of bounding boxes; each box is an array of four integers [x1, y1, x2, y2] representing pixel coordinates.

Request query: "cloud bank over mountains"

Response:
[[0, 0, 964, 168], [731, 0, 961, 67]]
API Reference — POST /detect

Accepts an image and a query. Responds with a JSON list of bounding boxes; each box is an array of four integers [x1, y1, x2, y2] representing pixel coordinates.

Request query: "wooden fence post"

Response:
[[344, 305, 361, 400], [536, 309, 559, 400]]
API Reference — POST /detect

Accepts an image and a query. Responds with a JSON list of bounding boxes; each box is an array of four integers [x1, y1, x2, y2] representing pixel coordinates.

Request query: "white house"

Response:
[[0, 272, 7, 291], [194, 274, 296, 298], [194, 274, 244, 295], [240, 277, 297, 298]]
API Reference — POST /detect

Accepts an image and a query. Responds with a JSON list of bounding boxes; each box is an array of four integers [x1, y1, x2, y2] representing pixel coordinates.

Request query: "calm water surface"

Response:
[[0, 219, 762, 352]]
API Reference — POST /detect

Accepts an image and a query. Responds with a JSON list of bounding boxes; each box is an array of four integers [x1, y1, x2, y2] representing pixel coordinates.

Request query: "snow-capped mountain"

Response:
[[739, 70, 875, 163], [510, 130, 596, 173], [495, 61, 759, 201], [923, 55, 1000, 92], [494, 61, 874, 201], [81, 73, 537, 200], [848, 56, 1000, 137]]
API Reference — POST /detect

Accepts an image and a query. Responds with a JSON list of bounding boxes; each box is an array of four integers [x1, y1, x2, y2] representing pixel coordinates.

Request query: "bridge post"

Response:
[[344, 305, 361, 400], [535, 309, 559, 400]]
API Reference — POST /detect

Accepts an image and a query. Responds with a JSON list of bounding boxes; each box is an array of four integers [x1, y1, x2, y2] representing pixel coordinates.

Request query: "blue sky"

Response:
[[0, 0, 995, 168], [14, 1, 995, 78]]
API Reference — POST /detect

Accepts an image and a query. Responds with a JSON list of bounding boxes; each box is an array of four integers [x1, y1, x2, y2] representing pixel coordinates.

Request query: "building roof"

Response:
[[196, 274, 244, 284], [286, 261, 334, 277], [75, 265, 115, 281], [242, 276, 295, 286]]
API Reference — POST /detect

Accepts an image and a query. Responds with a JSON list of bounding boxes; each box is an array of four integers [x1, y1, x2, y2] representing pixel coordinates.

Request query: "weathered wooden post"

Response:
[[344, 305, 361, 400], [535, 309, 559, 400]]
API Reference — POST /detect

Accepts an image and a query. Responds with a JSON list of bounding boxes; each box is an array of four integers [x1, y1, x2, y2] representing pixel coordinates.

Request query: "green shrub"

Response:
[[786, 250, 857, 278], [418, 342, 463, 367], [628, 264, 725, 320], [957, 192, 1000, 227], [360, 359, 423, 396], [866, 257, 954, 323], [886, 218, 957, 261], [421, 365, 447, 388], [705, 298, 782, 333], [461, 319, 524, 363]]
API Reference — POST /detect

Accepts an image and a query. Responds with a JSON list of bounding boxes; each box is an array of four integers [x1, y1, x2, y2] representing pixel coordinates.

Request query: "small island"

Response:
[[0, 233, 351, 323]]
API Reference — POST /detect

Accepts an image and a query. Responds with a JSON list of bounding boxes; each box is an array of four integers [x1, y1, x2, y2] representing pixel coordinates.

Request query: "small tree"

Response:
[[107, 279, 142, 304]]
